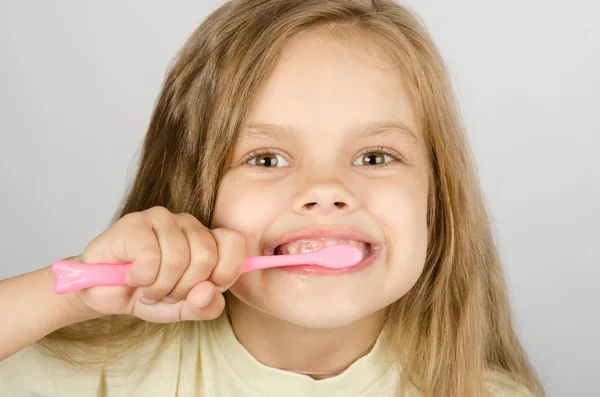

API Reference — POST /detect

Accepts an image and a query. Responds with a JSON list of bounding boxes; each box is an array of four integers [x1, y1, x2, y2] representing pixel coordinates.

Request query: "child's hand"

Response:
[[64, 206, 246, 323]]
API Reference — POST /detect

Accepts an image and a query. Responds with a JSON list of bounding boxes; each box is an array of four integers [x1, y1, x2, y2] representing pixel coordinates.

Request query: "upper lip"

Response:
[[261, 225, 383, 255]]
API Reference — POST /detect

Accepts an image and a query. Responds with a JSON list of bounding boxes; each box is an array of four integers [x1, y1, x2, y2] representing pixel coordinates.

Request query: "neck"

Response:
[[226, 294, 383, 380]]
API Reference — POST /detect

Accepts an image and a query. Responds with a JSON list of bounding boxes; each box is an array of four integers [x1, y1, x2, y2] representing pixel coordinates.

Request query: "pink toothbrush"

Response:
[[51, 245, 363, 295]]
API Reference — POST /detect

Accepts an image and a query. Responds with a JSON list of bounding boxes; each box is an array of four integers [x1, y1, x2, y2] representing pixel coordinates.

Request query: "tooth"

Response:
[[305, 240, 322, 251], [325, 238, 337, 246], [312, 241, 325, 251], [299, 246, 311, 254], [282, 238, 367, 255]]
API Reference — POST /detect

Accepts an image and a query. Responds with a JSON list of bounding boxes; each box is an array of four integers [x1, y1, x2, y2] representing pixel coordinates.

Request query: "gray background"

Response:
[[0, 1, 598, 396]]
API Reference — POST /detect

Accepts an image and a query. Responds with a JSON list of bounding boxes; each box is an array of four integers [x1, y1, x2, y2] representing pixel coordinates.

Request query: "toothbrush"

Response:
[[51, 245, 364, 295]]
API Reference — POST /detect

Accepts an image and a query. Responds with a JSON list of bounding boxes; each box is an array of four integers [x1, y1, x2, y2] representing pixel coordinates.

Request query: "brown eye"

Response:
[[361, 152, 385, 165], [353, 150, 397, 166], [257, 154, 277, 167], [247, 152, 289, 167]]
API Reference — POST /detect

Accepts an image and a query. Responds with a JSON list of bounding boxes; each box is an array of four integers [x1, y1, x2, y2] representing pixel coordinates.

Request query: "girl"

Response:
[[0, 0, 546, 396]]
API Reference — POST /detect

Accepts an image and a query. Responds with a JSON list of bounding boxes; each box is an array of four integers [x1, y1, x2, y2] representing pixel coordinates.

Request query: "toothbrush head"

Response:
[[309, 245, 364, 269]]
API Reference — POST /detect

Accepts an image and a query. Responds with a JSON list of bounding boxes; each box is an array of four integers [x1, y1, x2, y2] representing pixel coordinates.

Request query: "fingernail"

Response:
[[199, 289, 215, 309], [162, 296, 179, 303], [140, 296, 157, 305], [215, 286, 227, 293]]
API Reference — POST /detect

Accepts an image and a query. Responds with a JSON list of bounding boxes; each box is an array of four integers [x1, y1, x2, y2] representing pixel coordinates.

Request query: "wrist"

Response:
[[59, 292, 103, 323]]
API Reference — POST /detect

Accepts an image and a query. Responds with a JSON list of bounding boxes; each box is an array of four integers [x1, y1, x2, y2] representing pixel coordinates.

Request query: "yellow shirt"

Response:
[[0, 313, 535, 396]]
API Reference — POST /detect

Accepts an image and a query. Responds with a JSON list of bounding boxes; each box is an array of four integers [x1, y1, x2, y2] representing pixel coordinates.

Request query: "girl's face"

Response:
[[212, 32, 429, 329]]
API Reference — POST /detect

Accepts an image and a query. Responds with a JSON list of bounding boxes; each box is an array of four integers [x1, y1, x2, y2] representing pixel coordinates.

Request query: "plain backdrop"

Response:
[[0, 1, 598, 396]]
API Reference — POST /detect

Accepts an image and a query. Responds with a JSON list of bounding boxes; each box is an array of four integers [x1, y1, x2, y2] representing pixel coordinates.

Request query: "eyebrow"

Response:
[[242, 121, 419, 144]]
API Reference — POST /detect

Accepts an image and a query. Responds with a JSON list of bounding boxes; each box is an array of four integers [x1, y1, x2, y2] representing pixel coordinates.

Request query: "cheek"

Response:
[[365, 177, 428, 285], [212, 175, 282, 254], [364, 174, 428, 231]]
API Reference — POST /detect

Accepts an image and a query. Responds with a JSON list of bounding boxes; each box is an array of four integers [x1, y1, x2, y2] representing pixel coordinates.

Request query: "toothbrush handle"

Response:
[[51, 260, 133, 295], [243, 254, 306, 272], [52, 253, 311, 294]]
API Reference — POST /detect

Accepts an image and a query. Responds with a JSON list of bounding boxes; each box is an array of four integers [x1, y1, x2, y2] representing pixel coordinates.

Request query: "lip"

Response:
[[261, 224, 383, 256]]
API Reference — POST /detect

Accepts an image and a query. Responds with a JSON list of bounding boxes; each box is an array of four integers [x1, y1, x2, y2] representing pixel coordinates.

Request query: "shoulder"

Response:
[[483, 371, 536, 397]]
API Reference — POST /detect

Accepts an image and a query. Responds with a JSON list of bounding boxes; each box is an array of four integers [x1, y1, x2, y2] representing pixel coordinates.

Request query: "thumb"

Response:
[[181, 281, 226, 321], [132, 281, 225, 323]]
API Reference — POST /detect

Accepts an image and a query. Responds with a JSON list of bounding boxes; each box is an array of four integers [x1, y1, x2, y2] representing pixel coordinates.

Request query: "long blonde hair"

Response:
[[34, 1, 545, 396]]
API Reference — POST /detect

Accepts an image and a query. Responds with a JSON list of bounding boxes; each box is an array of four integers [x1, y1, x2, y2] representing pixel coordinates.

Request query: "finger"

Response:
[[162, 214, 218, 302], [120, 226, 162, 287], [133, 281, 225, 322], [84, 212, 164, 287], [207, 228, 247, 292], [138, 208, 190, 302], [80, 212, 151, 265]]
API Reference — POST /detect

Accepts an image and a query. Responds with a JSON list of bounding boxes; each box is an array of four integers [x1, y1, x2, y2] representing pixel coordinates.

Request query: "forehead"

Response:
[[246, 31, 420, 141]]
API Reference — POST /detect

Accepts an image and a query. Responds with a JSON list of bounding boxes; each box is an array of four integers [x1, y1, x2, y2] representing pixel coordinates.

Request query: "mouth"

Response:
[[273, 238, 372, 260], [261, 226, 383, 271], [258, 227, 383, 276]]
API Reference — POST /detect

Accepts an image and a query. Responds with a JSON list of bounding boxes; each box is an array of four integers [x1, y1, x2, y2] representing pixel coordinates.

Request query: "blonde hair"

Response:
[[34, 1, 545, 396]]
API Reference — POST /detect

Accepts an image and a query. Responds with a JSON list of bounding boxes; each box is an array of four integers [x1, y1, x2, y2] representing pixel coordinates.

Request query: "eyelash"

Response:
[[355, 146, 403, 168], [242, 146, 403, 169]]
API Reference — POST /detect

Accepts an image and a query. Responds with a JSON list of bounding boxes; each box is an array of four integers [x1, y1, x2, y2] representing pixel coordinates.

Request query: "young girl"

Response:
[[0, 0, 546, 396]]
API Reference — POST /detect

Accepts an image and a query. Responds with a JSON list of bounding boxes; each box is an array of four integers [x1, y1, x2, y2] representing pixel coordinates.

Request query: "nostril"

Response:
[[302, 202, 348, 210]]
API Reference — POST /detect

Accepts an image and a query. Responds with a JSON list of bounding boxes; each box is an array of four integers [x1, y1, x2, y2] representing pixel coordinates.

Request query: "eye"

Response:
[[247, 152, 289, 168], [353, 148, 399, 166]]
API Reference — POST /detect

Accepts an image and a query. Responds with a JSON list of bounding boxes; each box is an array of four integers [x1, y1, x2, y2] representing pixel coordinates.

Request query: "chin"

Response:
[[229, 281, 383, 329], [276, 308, 376, 329]]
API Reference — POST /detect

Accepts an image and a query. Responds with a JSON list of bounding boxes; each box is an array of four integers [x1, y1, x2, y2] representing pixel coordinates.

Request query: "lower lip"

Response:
[[273, 246, 382, 276]]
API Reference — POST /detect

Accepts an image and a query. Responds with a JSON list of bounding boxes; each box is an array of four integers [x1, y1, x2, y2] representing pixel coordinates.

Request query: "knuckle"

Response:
[[147, 206, 173, 221], [194, 244, 218, 268], [163, 249, 190, 270], [141, 247, 162, 264], [148, 205, 169, 214], [225, 229, 246, 246], [179, 212, 201, 224], [136, 271, 158, 286], [119, 211, 144, 225], [133, 249, 161, 285], [213, 228, 246, 254]]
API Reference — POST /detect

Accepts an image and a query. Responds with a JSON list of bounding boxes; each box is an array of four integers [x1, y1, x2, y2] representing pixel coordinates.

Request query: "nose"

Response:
[[292, 177, 357, 216]]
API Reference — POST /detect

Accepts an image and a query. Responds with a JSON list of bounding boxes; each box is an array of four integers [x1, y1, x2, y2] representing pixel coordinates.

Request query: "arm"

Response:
[[0, 259, 102, 361]]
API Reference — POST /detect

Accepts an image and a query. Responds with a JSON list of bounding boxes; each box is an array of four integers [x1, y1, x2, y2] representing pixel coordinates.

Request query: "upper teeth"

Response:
[[276, 238, 367, 255]]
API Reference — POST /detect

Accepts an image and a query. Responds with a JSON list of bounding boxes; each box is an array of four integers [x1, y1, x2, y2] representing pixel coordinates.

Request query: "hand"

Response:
[[61, 206, 246, 323]]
